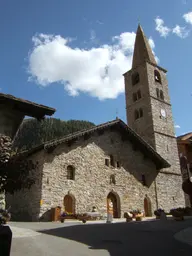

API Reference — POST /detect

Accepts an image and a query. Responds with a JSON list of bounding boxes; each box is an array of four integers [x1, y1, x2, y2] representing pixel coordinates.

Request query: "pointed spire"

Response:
[[132, 24, 157, 68]]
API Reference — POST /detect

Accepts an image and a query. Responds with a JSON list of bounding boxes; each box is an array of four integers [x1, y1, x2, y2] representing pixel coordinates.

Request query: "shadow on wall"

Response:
[[5, 158, 44, 222]]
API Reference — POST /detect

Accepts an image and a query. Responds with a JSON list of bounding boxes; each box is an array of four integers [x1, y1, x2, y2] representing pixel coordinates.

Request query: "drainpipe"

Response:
[[154, 179, 159, 209]]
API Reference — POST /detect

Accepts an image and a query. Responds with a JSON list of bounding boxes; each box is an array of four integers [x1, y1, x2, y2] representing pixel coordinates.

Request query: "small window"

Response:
[[132, 72, 140, 86], [156, 88, 160, 98], [133, 93, 137, 102], [105, 159, 110, 166], [117, 161, 121, 168], [134, 109, 139, 120], [160, 90, 164, 100], [139, 108, 143, 118], [110, 155, 115, 167], [154, 70, 161, 84], [142, 174, 146, 186], [67, 165, 75, 180], [137, 90, 141, 99], [110, 174, 116, 185]]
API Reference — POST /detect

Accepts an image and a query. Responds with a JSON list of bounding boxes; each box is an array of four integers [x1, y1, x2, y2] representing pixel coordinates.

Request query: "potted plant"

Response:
[[124, 212, 133, 222], [60, 211, 76, 222], [154, 209, 164, 219], [0, 208, 11, 224], [131, 210, 143, 221], [170, 208, 184, 221]]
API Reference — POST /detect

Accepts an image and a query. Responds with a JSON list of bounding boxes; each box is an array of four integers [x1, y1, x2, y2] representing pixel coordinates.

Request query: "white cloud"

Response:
[[175, 124, 181, 129], [183, 11, 192, 24], [172, 25, 189, 38], [149, 37, 159, 63], [155, 17, 171, 37], [28, 32, 157, 100]]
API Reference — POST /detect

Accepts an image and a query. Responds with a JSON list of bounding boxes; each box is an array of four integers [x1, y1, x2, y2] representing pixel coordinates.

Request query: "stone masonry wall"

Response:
[[6, 129, 185, 221], [6, 151, 44, 221], [39, 130, 158, 219]]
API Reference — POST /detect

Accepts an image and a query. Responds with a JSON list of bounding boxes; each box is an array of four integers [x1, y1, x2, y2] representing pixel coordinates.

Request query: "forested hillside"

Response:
[[13, 118, 95, 152]]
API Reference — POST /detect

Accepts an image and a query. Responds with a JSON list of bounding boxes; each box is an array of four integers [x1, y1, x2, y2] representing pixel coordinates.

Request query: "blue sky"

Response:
[[0, 0, 192, 136]]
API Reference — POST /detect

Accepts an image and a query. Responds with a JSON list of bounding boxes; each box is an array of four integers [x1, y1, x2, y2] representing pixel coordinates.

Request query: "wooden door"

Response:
[[64, 195, 73, 213], [144, 197, 152, 217], [107, 193, 118, 218]]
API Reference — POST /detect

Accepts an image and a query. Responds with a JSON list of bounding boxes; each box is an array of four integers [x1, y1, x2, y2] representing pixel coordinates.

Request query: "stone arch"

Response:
[[64, 193, 76, 214], [144, 195, 152, 217], [134, 109, 139, 120], [154, 70, 161, 83], [107, 191, 121, 218], [132, 71, 140, 85]]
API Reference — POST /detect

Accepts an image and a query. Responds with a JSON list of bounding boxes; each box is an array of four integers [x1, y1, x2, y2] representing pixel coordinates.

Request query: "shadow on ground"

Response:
[[38, 220, 192, 256]]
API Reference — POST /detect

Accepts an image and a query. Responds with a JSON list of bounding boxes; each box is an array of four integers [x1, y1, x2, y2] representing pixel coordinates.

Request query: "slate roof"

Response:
[[19, 118, 170, 170], [177, 132, 192, 142], [0, 92, 55, 119]]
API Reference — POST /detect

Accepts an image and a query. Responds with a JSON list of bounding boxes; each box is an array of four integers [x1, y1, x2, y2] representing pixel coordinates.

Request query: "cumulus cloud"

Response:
[[183, 11, 192, 24], [28, 32, 157, 100], [155, 17, 171, 37], [172, 25, 189, 38], [174, 124, 181, 129]]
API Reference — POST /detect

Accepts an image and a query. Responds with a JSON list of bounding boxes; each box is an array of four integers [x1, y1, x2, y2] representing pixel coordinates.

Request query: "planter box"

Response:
[[126, 218, 132, 222], [174, 216, 184, 221], [136, 216, 142, 221]]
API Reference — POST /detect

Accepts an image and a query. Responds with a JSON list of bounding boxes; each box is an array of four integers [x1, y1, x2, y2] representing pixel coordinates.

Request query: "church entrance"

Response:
[[107, 192, 120, 218], [144, 195, 152, 217], [64, 194, 75, 214]]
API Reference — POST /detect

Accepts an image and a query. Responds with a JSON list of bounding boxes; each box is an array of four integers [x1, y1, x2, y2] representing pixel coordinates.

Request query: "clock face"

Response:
[[160, 109, 166, 118]]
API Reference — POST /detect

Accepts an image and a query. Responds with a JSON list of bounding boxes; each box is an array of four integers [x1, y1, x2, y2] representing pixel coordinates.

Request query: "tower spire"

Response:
[[132, 24, 157, 68]]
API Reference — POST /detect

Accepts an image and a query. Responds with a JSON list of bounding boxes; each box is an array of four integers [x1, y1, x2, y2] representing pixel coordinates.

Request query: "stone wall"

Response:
[[5, 151, 44, 221], [6, 129, 185, 221]]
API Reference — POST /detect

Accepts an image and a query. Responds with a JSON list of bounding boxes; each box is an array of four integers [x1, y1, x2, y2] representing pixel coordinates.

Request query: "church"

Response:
[[6, 25, 185, 221]]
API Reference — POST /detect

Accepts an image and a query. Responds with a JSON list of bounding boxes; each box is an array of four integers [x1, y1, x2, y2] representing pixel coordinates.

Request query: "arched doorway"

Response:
[[64, 194, 75, 214], [144, 195, 152, 217], [107, 192, 121, 218]]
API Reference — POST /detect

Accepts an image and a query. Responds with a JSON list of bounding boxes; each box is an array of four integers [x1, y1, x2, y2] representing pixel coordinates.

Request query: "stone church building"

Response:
[[6, 25, 185, 221]]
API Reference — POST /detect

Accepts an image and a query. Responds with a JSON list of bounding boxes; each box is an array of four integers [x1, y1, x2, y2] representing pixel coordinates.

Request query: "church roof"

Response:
[[177, 132, 192, 144], [19, 118, 170, 170], [0, 92, 55, 119], [132, 25, 157, 69]]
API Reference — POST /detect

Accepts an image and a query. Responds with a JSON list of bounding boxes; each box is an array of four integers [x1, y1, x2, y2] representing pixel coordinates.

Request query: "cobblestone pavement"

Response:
[[10, 219, 192, 256]]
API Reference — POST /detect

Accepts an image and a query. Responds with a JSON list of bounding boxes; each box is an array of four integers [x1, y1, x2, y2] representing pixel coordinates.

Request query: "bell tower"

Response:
[[123, 25, 180, 175]]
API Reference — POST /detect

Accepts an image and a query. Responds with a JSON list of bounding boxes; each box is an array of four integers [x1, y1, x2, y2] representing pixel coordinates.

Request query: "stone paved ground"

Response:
[[10, 219, 192, 256]]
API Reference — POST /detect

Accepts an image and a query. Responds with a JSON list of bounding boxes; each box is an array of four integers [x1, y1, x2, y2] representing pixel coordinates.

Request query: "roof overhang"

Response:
[[0, 93, 56, 119]]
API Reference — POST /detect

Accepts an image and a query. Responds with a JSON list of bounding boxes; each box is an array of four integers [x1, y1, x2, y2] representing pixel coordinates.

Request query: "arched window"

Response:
[[110, 174, 116, 185], [132, 72, 140, 86], [154, 70, 161, 83], [160, 90, 164, 100], [134, 109, 139, 120], [156, 88, 160, 98], [139, 108, 143, 118], [110, 155, 115, 167], [132, 92, 137, 102], [137, 90, 141, 99], [67, 165, 75, 180]]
